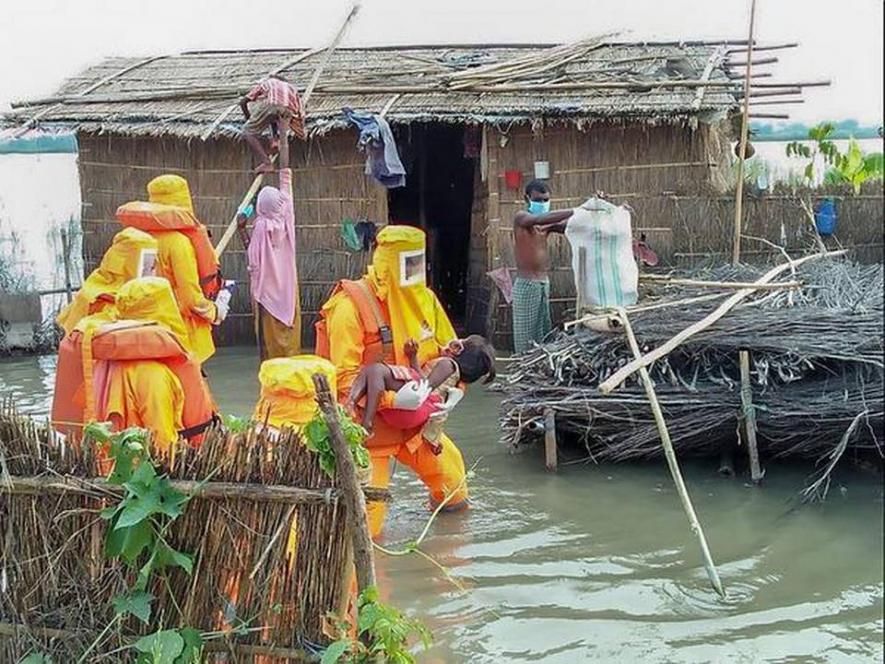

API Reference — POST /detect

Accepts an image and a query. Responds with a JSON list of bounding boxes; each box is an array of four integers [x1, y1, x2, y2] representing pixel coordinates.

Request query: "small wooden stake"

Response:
[[576, 246, 587, 316], [60, 229, 73, 304], [739, 350, 764, 484], [544, 408, 558, 472], [616, 308, 726, 598], [313, 373, 376, 594]]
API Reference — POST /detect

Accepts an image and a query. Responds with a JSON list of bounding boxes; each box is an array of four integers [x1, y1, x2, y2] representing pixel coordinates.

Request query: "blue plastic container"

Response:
[[814, 199, 837, 236]]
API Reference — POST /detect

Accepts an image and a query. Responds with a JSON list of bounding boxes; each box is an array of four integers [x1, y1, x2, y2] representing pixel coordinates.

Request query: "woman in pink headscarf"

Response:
[[240, 123, 301, 360]]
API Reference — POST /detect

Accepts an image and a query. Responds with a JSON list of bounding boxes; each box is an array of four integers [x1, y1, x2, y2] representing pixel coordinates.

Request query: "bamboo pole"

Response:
[[2, 474, 391, 503], [313, 373, 376, 594], [616, 307, 725, 598], [599, 251, 846, 394], [213, 3, 361, 259], [544, 408, 558, 472], [639, 275, 802, 290], [739, 350, 764, 484], [732, 0, 758, 265], [60, 229, 74, 304]]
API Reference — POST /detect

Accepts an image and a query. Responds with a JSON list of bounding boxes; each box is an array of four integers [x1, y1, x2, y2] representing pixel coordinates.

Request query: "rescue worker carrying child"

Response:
[[52, 277, 217, 471], [115, 174, 232, 364], [316, 225, 469, 536]]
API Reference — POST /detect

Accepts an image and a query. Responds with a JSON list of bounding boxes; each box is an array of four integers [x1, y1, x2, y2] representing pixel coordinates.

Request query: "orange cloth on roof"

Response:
[[57, 228, 157, 335]]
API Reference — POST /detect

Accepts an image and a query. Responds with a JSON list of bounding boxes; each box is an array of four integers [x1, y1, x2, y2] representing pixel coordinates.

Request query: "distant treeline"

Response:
[[751, 119, 882, 142]]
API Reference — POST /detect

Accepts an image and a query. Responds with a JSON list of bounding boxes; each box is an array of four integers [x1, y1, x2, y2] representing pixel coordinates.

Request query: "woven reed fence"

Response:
[[0, 402, 387, 662]]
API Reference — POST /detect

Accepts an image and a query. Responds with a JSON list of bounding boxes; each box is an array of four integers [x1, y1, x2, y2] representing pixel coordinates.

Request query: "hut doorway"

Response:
[[388, 123, 476, 329]]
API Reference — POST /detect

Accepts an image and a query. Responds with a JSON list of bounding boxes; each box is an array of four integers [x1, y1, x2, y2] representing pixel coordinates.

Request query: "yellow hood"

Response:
[[254, 355, 338, 429], [57, 228, 158, 334], [367, 225, 456, 365], [148, 174, 194, 213], [114, 277, 189, 347]]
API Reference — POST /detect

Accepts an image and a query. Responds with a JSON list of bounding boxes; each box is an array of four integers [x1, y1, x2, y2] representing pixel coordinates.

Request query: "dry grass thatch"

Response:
[[0, 403, 385, 661], [1, 38, 758, 138]]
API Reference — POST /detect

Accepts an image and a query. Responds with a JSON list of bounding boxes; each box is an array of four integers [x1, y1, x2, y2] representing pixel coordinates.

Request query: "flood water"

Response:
[[2, 348, 883, 663]]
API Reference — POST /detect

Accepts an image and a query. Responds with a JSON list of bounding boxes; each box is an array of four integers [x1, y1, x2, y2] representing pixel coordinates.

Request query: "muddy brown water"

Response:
[[2, 348, 883, 663]]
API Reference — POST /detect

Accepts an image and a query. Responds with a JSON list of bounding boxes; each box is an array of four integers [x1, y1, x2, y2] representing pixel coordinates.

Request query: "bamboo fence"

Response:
[[0, 402, 388, 662]]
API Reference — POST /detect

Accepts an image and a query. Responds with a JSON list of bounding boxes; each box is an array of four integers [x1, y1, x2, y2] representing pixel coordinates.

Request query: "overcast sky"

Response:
[[1, 0, 882, 125]]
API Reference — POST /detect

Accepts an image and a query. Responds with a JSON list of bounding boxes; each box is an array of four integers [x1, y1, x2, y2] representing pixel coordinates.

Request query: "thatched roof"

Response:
[[5, 39, 754, 139]]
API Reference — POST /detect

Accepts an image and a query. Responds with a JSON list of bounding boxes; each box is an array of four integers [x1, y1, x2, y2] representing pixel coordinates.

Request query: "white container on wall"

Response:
[[533, 161, 550, 179]]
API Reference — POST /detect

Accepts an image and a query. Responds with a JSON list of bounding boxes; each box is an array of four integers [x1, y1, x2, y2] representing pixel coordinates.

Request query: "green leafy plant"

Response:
[[303, 408, 370, 477], [321, 586, 432, 664], [787, 122, 884, 192], [222, 413, 253, 434], [19, 654, 54, 664], [82, 423, 204, 664]]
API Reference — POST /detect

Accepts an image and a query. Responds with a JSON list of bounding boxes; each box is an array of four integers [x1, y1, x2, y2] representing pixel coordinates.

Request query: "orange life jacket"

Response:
[[52, 321, 217, 443], [116, 201, 223, 299], [315, 279, 394, 365]]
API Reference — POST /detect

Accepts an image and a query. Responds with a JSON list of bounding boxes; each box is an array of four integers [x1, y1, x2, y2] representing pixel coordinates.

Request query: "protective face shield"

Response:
[[57, 228, 159, 334], [367, 226, 456, 363], [147, 174, 195, 213]]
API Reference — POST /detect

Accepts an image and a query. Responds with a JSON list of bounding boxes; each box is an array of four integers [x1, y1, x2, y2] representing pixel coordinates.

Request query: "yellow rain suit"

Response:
[[254, 354, 338, 429], [144, 175, 218, 363], [56, 227, 158, 335], [52, 277, 215, 471], [317, 225, 468, 537]]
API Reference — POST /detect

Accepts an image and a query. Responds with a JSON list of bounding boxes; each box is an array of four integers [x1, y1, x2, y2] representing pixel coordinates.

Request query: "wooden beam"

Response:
[[2, 474, 391, 503], [739, 350, 764, 484], [693, 46, 728, 111], [732, 0, 758, 266], [313, 372, 376, 594], [544, 409, 558, 472]]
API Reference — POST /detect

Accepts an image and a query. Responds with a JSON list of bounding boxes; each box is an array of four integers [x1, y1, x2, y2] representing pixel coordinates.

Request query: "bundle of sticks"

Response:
[[500, 258, 884, 479]]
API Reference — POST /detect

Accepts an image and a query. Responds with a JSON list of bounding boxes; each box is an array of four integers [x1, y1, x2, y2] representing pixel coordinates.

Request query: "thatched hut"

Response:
[[5, 40, 777, 348]]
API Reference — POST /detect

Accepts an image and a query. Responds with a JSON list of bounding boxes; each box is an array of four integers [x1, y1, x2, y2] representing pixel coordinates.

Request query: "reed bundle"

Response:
[[500, 259, 884, 482], [0, 403, 382, 661]]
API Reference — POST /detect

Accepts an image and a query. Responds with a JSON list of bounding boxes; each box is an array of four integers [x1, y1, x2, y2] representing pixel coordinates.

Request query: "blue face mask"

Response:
[[527, 200, 551, 215]]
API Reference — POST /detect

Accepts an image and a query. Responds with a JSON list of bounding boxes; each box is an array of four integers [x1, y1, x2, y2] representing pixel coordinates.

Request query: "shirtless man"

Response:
[[511, 180, 574, 353]]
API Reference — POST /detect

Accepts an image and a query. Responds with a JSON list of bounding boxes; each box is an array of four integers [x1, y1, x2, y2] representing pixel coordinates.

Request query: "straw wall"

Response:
[[78, 129, 386, 348]]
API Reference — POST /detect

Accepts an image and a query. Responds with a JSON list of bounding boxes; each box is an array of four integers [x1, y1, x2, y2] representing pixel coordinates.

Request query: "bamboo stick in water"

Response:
[[616, 307, 726, 598]]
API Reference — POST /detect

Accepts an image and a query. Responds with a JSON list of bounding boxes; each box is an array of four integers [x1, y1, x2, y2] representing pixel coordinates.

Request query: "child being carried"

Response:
[[346, 335, 496, 453]]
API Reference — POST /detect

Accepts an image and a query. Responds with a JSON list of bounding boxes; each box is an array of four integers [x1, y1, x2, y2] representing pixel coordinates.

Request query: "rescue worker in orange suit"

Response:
[[116, 174, 229, 364], [316, 225, 468, 537], [51, 276, 217, 471], [56, 227, 158, 335]]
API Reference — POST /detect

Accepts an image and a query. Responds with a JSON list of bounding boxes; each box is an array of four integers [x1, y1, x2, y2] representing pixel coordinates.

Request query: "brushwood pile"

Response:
[[500, 259, 884, 484]]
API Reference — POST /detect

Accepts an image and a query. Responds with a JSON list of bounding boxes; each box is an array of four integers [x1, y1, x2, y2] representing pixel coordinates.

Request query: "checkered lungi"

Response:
[[511, 277, 552, 354]]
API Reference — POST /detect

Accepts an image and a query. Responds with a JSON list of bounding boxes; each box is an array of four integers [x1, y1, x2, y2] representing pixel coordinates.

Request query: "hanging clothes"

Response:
[[341, 219, 362, 252], [355, 220, 378, 251], [342, 108, 406, 188]]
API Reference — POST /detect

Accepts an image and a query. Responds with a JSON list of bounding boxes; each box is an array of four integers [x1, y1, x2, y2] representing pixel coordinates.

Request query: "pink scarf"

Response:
[[248, 169, 296, 327]]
